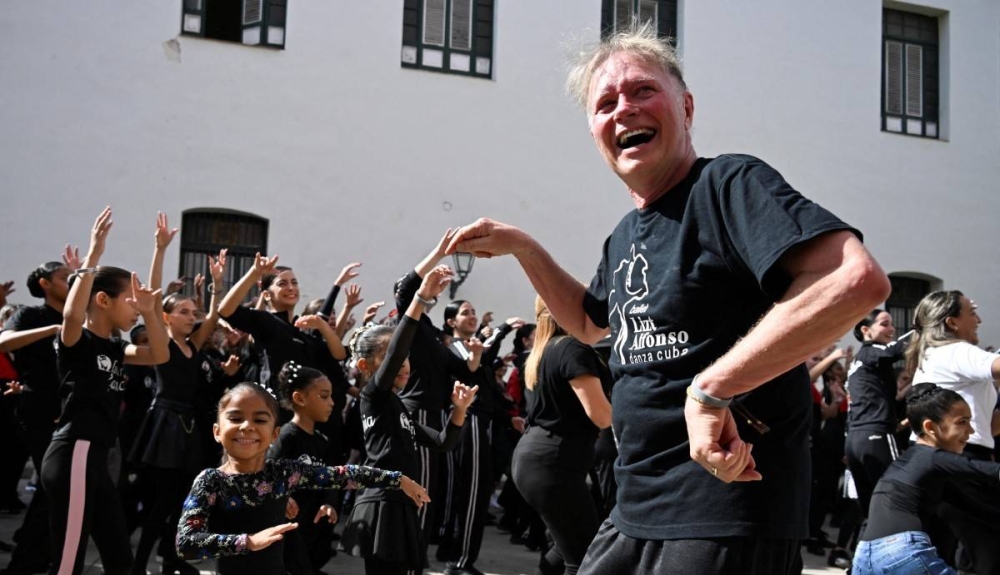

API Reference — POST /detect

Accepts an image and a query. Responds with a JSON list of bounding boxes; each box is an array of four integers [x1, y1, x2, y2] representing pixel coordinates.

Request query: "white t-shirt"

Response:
[[913, 342, 999, 449]]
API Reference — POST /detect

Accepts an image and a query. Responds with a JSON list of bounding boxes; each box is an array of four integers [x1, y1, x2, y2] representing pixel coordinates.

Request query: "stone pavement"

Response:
[[0, 473, 842, 574]]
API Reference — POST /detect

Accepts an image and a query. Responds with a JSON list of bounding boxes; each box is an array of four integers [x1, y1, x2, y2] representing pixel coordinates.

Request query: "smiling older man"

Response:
[[448, 25, 890, 575]]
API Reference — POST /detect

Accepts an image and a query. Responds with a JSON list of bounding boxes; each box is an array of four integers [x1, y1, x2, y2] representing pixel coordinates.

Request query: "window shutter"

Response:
[[424, 0, 446, 47], [451, 0, 472, 51], [242, 0, 263, 45], [884, 41, 903, 115], [181, 0, 205, 36], [264, 0, 287, 47], [615, 0, 633, 32], [905, 44, 923, 117]]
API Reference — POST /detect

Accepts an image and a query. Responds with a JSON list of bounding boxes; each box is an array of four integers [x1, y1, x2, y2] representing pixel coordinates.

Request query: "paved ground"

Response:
[[0, 471, 843, 574]]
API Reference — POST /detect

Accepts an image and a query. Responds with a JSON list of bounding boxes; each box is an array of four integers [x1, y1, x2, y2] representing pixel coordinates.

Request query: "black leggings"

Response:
[[41, 439, 132, 575], [845, 430, 898, 516], [131, 468, 191, 573], [512, 427, 599, 575]]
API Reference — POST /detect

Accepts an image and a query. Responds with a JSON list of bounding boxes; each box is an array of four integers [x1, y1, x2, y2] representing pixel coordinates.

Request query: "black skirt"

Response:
[[340, 487, 425, 568], [128, 398, 203, 472]]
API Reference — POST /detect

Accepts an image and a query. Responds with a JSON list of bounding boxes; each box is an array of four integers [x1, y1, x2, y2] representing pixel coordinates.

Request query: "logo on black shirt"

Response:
[[610, 245, 689, 365], [96, 354, 126, 391]]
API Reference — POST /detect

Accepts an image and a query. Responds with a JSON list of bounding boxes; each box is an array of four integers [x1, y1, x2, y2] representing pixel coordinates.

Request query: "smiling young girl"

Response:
[[41, 207, 171, 575], [852, 383, 1000, 575], [176, 382, 429, 575]]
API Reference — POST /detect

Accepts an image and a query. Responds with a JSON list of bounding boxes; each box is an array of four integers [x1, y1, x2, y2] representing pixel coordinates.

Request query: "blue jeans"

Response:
[[852, 531, 955, 575]]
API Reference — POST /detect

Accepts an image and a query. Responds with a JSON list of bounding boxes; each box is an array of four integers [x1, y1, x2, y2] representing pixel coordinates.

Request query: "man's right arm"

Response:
[[449, 218, 609, 345]]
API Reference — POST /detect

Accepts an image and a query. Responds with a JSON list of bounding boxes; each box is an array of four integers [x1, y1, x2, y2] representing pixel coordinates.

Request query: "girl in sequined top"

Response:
[[176, 382, 430, 575]]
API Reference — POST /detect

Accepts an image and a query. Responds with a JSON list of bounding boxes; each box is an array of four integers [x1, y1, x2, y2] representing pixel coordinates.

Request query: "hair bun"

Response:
[[906, 382, 941, 406]]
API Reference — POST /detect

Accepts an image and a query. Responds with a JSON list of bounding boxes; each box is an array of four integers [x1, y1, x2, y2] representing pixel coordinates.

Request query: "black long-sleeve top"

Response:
[[221, 306, 331, 388], [449, 323, 515, 420], [863, 444, 1000, 541], [847, 331, 913, 433], [360, 315, 462, 500], [395, 270, 474, 414]]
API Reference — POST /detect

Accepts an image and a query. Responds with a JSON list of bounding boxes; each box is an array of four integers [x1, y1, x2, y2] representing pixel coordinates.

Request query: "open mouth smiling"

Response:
[[617, 128, 656, 149]]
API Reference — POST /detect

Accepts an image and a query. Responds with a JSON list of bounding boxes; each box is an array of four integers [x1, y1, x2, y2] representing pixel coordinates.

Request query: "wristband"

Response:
[[71, 267, 99, 278], [686, 375, 733, 409], [415, 294, 437, 307]]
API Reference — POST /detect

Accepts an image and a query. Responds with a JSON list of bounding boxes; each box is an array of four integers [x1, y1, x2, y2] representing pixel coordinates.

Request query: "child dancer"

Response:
[[341, 265, 478, 575], [851, 383, 1000, 574], [41, 207, 171, 575], [129, 213, 228, 575], [175, 382, 429, 575], [268, 361, 339, 575]]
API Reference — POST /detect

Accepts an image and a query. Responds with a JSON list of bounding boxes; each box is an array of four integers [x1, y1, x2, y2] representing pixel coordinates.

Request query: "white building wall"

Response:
[[2, 1, 998, 344]]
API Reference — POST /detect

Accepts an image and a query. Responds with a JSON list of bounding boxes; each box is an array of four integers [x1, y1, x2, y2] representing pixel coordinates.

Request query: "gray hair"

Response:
[[566, 20, 686, 110], [904, 290, 965, 376]]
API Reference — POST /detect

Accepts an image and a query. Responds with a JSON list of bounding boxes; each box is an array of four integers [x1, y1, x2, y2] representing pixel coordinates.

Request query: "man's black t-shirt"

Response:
[[847, 332, 912, 433], [4, 304, 62, 421], [527, 336, 611, 445], [583, 154, 859, 540], [53, 329, 129, 447]]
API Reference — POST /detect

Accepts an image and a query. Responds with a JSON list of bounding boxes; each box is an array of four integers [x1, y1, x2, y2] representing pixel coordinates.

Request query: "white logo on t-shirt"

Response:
[[609, 244, 689, 365]]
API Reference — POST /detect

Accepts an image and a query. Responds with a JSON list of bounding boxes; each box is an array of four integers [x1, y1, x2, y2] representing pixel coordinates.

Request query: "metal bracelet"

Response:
[[686, 375, 733, 409]]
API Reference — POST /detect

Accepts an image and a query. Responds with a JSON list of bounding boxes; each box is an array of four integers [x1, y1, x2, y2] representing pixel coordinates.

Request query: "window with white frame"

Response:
[[602, 0, 678, 42], [401, 0, 495, 78], [882, 8, 939, 138], [181, 0, 287, 49]]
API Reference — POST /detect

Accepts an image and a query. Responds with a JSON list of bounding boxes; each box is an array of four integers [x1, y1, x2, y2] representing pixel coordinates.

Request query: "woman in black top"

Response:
[[129, 214, 228, 575], [852, 383, 1000, 575], [512, 297, 612, 575], [41, 207, 170, 575], [218, 254, 346, 394], [846, 309, 914, 517], [0, 260, 70, 574], [341, 265, 477, 575]]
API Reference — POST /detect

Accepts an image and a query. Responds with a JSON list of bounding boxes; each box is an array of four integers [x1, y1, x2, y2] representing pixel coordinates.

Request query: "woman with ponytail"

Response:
[[511, 296, 612, 575], [852, 384, 1000, 575], [904, 290, 1000, 573], [0, 259, 73, 574]]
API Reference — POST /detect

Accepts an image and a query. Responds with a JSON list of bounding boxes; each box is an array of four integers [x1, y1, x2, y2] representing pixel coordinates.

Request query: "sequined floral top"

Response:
[[176, 458, 401, 573]]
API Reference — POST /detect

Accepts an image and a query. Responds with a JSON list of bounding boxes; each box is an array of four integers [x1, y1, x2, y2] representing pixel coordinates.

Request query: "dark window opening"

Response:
[[179, 209, 269, 304]]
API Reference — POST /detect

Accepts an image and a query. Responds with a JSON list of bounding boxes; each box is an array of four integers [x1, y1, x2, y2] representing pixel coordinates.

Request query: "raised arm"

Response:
[[148, 212, 178, 296], [189, 249, 227, 350], [218, 253, 278, 318], [448, 219, 609, 345], [318, 262, 361, 319], [123, 273, 170, 365], [334, 284, 364, 338], [62, 208, 113, 347]]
